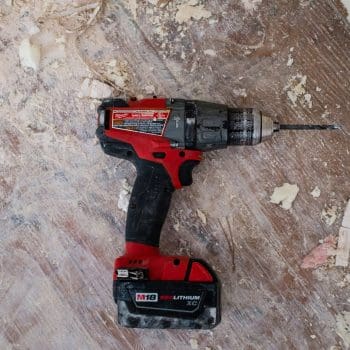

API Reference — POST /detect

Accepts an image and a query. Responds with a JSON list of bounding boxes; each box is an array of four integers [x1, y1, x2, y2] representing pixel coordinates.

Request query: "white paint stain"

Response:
[[336, 311, 350, 348], [304, 93, 313, 109], [190, 338, 199, 350], [287, 54, 294, 67], [144, 84, 155, 94], [341, 0, 350, 21], [78, 78, 113, 99], [310, 186, 321, 198], [284, 74, 313, 108], [342, 200, 350, 229], [241, 0, 262, 11], [128, 0, 137, 19], [321, 205, 338, 226], [335, 227, 350, 267], [232, 88, 248, 97], [204, 49, 217, 57], [117, 179, 132, 213], [19, 38, 41, 71], [270, 183, 299, 210], [175, 1, 211, 24], [197, 209, 207, 225]]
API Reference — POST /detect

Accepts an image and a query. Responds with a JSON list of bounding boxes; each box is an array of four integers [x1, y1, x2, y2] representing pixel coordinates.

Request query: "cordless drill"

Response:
[[96, 97, 337, 329]]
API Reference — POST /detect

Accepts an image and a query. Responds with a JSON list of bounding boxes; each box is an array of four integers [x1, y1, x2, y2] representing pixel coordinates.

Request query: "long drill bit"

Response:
[[279, 124, 341, 130]]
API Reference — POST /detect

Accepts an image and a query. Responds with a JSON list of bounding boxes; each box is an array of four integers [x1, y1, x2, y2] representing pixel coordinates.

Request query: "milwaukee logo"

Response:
[[135, 293, 158, 302]]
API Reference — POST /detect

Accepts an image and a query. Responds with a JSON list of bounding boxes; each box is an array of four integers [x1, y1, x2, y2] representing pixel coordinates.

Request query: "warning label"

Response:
[[112, 109, 170, 135]]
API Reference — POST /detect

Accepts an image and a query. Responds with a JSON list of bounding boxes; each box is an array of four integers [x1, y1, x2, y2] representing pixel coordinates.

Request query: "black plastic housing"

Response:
[[164, 99, 262, 150]]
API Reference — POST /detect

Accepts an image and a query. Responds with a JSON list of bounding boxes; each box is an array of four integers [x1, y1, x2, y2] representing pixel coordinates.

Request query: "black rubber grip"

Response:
[[96, 126, 174, 247], [126, 159, 175, 247]]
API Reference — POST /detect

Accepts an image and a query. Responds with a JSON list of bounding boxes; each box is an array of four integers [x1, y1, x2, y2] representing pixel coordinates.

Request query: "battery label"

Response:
[[117, 269, 129, 278], [112, 109, 170, 135]]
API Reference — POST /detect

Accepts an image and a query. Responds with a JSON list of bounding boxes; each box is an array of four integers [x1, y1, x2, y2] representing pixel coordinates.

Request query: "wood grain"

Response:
[[0, 0, 349, 349]]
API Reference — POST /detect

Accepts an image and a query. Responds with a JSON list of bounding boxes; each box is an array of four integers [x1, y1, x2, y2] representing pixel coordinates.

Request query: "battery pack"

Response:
[[114, 279, 220, 329]]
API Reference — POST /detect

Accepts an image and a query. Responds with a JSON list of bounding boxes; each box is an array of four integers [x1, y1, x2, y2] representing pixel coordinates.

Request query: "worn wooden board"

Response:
[[1, 0, 350, 349]]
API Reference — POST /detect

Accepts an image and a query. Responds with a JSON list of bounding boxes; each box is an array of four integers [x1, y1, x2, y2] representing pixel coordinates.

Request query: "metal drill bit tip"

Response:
[[279, 124, 341, 130]]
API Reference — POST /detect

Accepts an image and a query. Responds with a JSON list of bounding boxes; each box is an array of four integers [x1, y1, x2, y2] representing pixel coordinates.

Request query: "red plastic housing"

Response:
[[114, 242, 214, 283], [105, 99, 213, 284], [104, 98, 202, 189]]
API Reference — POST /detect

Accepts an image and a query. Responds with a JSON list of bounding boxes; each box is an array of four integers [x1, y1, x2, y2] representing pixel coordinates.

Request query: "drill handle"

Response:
[[126, 159, 174, 247]]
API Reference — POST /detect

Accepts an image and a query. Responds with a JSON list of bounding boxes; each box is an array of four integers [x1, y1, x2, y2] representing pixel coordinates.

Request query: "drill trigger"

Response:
[[178, 160, 200, 186]]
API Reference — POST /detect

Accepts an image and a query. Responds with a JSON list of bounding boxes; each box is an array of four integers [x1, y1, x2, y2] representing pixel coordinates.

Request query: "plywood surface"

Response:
[[0, 1, 350, 349]]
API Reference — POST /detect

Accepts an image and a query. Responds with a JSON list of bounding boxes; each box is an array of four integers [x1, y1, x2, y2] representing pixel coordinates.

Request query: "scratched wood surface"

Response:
[[1, 0, 350, 349]]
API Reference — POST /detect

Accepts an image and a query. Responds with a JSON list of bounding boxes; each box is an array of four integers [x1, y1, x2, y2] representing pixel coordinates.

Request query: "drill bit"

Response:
[[279, 124, 340, 130]]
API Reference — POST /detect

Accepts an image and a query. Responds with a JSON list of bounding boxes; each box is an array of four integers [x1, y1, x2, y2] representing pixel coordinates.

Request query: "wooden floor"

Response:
[[1, 0, 350, 349]]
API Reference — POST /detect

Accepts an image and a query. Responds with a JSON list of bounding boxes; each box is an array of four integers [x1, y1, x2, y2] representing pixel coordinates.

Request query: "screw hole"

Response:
[[173, 258, 180, 266], [179, 151, 185, 157], [126, 150, 133, 157]]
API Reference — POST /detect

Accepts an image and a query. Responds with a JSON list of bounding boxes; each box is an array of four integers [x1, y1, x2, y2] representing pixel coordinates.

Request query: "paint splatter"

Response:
[[336, 311, 350, 348], [301, 235, 337, 269], [270, 183, 299, 210], [175, 1, 211, 24]]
